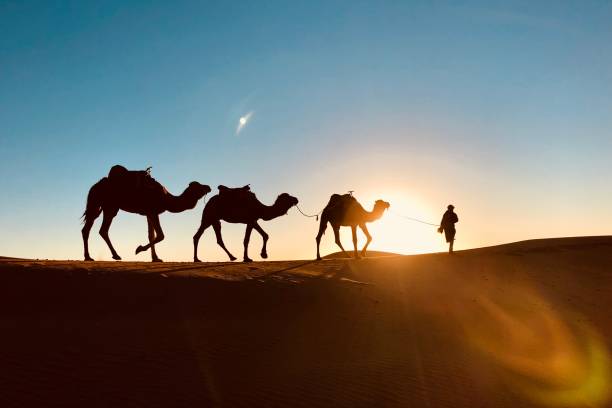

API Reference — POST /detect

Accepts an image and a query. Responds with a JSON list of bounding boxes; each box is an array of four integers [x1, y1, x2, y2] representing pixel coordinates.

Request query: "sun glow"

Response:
[[354, 189, 445, 255]]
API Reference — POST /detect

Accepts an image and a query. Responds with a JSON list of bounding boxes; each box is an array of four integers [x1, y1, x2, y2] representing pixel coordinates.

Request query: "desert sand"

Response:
[[1, 236, 611, 407]]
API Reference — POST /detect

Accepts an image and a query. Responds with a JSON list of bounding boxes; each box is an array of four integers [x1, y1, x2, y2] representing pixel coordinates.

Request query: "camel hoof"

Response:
[[260, 251, 268, 259], [193, 258, 201, 263], [152, 258, 164, 263], [316, 256, 322, 261], [84, 256, 94, 262], [243, 258, 253, 263], [112, 254, 122, 261], [135, 245, 144, 255], [229, 255, 237, 261]]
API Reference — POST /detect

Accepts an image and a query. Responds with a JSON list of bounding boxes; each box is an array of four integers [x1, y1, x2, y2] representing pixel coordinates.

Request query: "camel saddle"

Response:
[[218, 184, 254, 200], [331, 193, 354, 201], [108, 165, 163, 192]]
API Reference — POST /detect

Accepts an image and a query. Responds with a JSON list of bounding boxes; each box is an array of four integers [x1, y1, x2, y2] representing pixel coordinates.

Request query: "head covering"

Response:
[[447, 204, 455, 210]]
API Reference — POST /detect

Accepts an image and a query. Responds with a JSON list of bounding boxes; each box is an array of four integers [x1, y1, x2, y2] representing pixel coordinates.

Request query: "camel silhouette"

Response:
[[316, 194, 390, 260], [82, 165, 211, 262], [193, 185, 298, 262]]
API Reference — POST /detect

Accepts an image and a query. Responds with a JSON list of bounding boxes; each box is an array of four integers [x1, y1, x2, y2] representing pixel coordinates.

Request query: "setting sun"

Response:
[[355, 189, 445, 255]]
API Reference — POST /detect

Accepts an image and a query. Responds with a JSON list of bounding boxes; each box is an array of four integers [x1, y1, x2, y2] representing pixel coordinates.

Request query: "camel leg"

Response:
[[315, 218, 328, 261], [82, 210, 101, 261], [99, 208, 121, 260], [332, 225, 350, 258], [351, 225, 360, 259], [253, 222, 269, 259], [212, 221, 237, 261], [150, 216, 165, 262], [144, 216, 157, 261], [243, 223, 254, 263], [193, 219, 212, 262], [135, 215, 165, 262], [359, 223, 372, 257]]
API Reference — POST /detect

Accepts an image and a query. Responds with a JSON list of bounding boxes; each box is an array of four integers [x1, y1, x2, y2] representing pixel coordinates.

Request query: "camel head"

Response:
[[274, 193, 299, 214], [186, 182, 212, 200], [374, 199, 391, 215]]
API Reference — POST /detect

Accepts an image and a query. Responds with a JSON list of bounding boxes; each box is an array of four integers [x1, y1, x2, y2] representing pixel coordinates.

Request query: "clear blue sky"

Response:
[[1, 1, 611, 261]]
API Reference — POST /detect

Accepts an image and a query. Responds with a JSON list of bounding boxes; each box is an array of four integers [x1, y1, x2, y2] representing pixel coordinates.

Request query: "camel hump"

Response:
[[325, 193, 358, 214], [108, 164, 128, 179], [218, 184, 255, 200], [328, 193, 356, 206]]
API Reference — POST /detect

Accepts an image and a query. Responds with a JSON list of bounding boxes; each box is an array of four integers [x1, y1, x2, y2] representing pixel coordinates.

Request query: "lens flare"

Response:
[[462, 288, 610, 407], [236, 111, 254, 135]]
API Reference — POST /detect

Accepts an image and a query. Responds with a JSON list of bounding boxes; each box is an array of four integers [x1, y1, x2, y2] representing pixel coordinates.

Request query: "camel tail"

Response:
[[81, 178, 107, 223]]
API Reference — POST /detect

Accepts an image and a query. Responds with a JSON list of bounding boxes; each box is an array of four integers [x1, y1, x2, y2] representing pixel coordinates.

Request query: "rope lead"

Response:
[[389, 209, 439, 227], [295, 205, 321, 221]]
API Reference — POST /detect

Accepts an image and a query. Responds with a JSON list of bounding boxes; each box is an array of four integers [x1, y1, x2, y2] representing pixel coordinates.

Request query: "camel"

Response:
[[82, 165, 211, 262], [316, 194, 390, 260], [193, 185, 298, 262]]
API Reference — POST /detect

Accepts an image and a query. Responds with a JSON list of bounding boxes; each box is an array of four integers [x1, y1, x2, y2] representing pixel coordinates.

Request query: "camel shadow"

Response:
[[140, 262, 239, 276], [256, 259, 370, 286]]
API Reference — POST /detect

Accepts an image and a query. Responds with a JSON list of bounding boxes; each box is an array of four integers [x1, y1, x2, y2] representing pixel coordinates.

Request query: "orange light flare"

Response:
[[455, 284, 610, 407]]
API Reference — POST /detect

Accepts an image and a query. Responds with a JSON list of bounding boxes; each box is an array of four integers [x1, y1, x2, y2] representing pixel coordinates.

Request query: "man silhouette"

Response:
[[438, 205, 458, 254]]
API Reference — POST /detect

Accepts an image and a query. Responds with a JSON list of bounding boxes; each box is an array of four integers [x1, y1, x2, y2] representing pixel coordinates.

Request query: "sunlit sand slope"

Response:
[[1, 236, 611, 408]]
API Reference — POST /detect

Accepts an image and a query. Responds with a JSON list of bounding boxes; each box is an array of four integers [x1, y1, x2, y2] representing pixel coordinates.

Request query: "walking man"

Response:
[[438, 205, 458, 254]]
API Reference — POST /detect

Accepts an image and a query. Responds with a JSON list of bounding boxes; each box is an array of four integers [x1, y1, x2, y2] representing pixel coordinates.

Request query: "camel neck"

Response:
[[261, 202, 286, 221], [165, 190, 198, 213], [365, 208, 384, 223]]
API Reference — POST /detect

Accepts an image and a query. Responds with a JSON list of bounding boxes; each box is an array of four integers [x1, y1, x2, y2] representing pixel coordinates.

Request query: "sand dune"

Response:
[[1, 236, 611, 407]]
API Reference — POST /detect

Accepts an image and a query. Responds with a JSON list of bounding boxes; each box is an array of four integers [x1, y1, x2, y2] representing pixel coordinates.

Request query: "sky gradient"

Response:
[[1, 0, 611, 261]]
